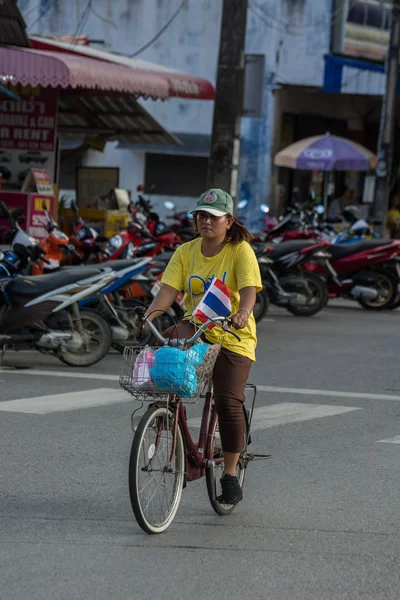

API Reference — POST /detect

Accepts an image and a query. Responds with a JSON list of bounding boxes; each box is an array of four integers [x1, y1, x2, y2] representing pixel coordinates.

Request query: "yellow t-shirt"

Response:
[[161, 238, 263, 361]]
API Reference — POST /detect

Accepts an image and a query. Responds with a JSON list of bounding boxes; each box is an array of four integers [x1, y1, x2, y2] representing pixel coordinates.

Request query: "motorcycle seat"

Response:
[[152, 251, 175, 263], [6, 268, 104, 298], [267, 240, 318, 260], [327, 240, 392, 262], [252, 243, 267, 258], [91, 259, 149, 272]]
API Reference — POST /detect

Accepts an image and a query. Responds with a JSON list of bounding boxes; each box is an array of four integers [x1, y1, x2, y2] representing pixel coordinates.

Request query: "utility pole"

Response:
[[206, 0, 248, 203], [371, 0, 400, 235]]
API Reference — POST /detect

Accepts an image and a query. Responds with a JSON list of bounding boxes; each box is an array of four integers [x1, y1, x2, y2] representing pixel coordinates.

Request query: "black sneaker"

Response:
[[218, 474, 243, 505]]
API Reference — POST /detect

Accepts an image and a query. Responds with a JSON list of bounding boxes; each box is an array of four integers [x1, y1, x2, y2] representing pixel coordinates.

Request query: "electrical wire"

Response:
[[70, 0, 92, 48], [129, 0, 187, 58], [250, 0, 353, 37], [24, 2, 43, 20], [89, 3, 118, 31], [27, 1, 53, 31]]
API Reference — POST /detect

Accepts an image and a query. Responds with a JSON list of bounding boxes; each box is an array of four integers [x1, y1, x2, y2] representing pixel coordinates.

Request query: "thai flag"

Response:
[[194, 277, 231, 328]]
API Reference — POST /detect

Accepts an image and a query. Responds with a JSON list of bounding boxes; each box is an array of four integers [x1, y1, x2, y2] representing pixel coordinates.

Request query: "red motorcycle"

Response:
[[67, 201, 181, 262], [263, 212, 322, 243], [302, 239, 400, 310], [102, 218, 181, 260]]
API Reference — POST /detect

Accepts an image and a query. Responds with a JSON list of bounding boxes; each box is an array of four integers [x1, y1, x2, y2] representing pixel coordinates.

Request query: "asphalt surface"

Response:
[[1, 302, 400, 599]]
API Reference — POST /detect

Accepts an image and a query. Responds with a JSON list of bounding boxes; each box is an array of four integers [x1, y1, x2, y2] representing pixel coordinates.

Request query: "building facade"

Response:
[[21, 0, 367, 221]]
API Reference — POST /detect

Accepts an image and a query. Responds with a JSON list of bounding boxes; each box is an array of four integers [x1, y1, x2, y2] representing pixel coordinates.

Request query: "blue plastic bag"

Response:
[[150, 344, 211, 398]]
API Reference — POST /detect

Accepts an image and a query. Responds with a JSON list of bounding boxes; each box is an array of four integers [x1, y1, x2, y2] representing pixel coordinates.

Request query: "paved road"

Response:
[[1, 304, 400, 599]]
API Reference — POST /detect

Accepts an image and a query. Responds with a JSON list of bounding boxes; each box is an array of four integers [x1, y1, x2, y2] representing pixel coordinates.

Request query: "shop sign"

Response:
[[27, 194, 55, 239], [0, 85, 58, 189], [21, 168, 54, 195]]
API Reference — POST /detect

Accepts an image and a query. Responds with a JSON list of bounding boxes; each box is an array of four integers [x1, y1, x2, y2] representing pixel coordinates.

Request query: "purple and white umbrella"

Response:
[[274, 133, 377, 172]]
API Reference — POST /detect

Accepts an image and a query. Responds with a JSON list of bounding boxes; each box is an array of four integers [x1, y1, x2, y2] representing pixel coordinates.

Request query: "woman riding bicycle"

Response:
[[144, 189, 262, 505]]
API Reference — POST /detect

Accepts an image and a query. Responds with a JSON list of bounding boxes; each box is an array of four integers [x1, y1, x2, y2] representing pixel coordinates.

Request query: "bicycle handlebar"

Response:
[[135, 307, 241, 345]]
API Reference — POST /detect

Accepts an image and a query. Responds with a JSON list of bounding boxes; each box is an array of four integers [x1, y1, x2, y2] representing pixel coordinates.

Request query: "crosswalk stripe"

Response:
[[2, 369, 400, 403], [0, 388, 130, 414], [0, 391, 362, 426], [376, 435, 400, 444], [187, 402, 361, 431]]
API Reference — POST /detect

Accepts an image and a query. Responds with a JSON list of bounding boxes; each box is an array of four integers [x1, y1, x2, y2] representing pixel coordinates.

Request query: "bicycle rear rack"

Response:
[[245, 384, 272, 462]]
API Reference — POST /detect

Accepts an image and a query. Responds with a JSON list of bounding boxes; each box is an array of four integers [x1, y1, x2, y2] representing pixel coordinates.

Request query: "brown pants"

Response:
[[161, 321, 252, 453]]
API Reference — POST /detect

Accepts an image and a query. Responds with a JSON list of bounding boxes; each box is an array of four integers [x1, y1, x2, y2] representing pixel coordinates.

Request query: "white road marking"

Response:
[[1, 369, 400, 403], [257, 386, 400, 403], [0, 388, 130, 414], [188, 402, 361, 430], [376, 435, 400, 444], [0, 368, 120, 381]]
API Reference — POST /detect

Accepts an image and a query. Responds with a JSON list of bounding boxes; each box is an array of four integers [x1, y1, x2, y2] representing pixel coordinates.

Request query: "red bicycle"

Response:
[[119, 313, 270, 534]]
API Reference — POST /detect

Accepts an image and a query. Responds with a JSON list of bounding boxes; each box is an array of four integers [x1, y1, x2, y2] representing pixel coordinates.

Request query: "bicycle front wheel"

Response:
[[129, 404, 185, 534], [206, 409, 248, 516]]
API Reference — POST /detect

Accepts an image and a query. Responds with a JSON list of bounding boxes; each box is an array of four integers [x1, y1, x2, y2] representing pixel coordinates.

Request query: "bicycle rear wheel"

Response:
[[206, 408, 248, 516], [129, 404, 185, 534]]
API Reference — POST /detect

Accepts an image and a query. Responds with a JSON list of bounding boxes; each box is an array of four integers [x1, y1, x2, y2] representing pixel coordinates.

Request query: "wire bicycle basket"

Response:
[[119, 342, 221, 403]]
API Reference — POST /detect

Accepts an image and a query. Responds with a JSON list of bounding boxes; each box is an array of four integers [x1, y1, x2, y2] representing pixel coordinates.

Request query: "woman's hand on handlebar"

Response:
[[231, 308, 249, 330]]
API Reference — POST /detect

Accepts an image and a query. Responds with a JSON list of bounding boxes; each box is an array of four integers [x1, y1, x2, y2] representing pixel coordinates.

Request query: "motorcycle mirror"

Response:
[[315, 205, 325, 215], [260, 204, 270, 214], [237, 199, 248, 209], [13, 243, 29, 259], [0, 201, 12, 221], [164, 201, 175, 210], [71, 200, 78, 216]]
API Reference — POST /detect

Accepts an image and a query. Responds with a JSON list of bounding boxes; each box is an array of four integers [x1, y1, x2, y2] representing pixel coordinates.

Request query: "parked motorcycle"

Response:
[[256, 240, 330, 317], [163, 201, 193, 242], [103, 210, 181, 261], [0, 244, 116, 366], [302, 239, 400, 310]]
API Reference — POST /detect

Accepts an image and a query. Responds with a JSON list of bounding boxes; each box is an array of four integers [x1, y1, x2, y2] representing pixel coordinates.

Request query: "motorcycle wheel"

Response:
[[113, 298, 184, 353], [57, 309, 112, 367], [282, 273, 328, 317], [357, 268, 398, 311], [253, 288, 269, 322]]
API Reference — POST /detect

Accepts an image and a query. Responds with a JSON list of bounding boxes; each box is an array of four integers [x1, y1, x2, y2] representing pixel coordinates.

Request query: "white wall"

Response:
[[81, 143, 145, 194]]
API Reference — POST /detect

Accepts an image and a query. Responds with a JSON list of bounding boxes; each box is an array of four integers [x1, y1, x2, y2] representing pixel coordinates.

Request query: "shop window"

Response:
[[144, 154, 208, 196], [348, 1, 390, 30], [348, 1, 366, 26]]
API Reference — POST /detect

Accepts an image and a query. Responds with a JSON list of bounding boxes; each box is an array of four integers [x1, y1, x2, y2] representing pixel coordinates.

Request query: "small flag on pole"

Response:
[[194, 277, 231, 327]]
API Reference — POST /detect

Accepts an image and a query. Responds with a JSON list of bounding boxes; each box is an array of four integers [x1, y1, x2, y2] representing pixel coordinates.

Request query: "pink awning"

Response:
[[0, 46, 170, 99], [29, 36, 215, 101]]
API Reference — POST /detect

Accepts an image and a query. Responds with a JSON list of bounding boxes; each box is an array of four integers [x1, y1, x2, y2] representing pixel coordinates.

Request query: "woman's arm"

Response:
[[231, 286, 256, 329], [144, 283, 179, 321]]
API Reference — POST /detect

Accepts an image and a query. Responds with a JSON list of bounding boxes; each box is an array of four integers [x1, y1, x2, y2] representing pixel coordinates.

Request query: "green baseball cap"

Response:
[[193, 189, 234, 217]]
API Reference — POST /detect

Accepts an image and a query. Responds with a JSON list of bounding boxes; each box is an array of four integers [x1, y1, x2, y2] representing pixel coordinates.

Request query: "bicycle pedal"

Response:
[[247, 453, 272, 461], [217, 494, 238, 506]]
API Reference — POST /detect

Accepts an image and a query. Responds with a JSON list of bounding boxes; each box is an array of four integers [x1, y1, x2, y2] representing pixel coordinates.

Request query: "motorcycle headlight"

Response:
[[109, 234, 123, 249]]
